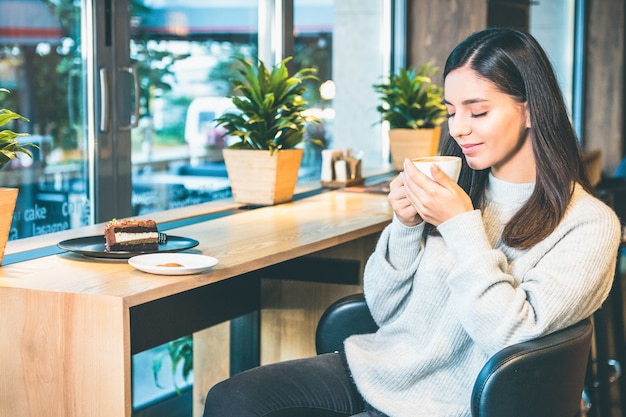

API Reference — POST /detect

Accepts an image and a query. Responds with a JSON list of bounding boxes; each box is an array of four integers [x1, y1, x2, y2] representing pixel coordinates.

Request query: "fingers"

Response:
[[400, 158, 472, 226], [387, 170, 423, 226], [429, 164, 456, 189], [389, 173, 404, 190], [402, 159, 438, 198]]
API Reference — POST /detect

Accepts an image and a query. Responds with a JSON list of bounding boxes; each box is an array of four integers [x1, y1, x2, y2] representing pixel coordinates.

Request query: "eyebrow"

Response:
[[443, 98, 489, 105]]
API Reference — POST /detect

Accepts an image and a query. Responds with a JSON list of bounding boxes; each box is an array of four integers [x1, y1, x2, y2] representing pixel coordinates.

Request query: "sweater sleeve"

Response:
[[362, 214, 426, 325], [438, 193, 621, 355]]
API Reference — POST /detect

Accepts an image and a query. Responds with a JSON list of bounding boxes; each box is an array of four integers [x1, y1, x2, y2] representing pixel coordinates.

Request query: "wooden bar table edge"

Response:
[[0, 190, 392, 417]]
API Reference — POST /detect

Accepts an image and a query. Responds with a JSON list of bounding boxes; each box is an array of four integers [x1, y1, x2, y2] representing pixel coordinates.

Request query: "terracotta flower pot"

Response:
[[0, 187, 18, 265]]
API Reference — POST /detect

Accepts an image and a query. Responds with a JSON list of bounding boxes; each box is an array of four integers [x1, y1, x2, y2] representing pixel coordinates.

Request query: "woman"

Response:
[[203, 27, 621, 417]]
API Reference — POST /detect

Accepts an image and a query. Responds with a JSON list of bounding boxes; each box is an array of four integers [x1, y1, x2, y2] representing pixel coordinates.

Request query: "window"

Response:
[[129, 0, 258, 215], [0, 0, 90, 240], [128, 0, 394, 217]]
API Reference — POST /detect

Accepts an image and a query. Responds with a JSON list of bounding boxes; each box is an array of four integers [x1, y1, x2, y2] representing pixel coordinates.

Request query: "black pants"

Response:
[[203, 353, 387, 417]]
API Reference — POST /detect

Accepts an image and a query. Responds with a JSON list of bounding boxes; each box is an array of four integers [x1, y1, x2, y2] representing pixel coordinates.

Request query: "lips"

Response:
[[460, 143, 481, 155]]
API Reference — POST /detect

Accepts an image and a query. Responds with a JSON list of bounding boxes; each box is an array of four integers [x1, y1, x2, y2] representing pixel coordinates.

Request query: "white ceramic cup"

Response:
[[412, 156, 462, 183]]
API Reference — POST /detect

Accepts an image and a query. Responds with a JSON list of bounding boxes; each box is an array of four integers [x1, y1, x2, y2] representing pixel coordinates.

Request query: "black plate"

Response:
[[57, 235, 199, 259]]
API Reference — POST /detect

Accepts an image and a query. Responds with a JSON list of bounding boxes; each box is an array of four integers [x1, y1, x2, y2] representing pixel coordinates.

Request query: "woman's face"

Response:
[[444, 66, 535, 183]]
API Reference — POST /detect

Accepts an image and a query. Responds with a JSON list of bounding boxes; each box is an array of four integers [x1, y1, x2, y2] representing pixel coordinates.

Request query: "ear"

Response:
[[524, 102, 531, 128]]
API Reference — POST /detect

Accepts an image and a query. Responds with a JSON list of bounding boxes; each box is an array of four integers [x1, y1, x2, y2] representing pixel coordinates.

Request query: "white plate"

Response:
[[128, 253, 218, 275]]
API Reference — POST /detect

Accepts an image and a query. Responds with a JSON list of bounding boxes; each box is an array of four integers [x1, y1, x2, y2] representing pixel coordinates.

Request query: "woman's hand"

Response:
[[395, 158, 474, 227], [388, 172, 424, 226]]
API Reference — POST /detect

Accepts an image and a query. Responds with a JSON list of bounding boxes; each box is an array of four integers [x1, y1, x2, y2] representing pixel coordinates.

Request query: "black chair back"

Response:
[[316, 293, 593, 417], [315, 293, 377, 354], [472, 317, 593, 417]]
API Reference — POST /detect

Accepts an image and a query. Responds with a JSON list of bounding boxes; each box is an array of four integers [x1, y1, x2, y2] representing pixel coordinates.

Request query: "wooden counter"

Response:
[[0, 190, 392, 417]]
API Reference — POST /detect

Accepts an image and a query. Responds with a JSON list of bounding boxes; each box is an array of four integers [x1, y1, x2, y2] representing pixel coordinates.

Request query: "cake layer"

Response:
[[112, 232, 158, 244], [107, 242, 158, 252], [104, 219, 159, 252]]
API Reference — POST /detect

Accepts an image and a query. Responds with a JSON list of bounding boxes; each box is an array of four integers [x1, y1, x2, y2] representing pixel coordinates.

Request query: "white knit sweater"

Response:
[[344, 174, 621, 417]]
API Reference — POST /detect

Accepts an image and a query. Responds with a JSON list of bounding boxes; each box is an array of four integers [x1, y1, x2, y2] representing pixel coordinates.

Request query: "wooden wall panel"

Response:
[[260, 280, 362, 364], [193, 323, 230, 417], [406, 0, 488, 75]]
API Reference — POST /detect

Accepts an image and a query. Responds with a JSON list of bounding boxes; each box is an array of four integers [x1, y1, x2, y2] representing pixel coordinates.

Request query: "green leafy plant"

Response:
[[373, 62, 447, 129], [215, 56, 321, 155], [152, 335, 193, 395], [0, 88, 36, 170]]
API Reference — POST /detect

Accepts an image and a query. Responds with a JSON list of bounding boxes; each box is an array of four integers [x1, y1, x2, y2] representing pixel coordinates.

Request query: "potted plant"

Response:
[[215, 56, 320, 205], [0, 88, 35, 265], [373, 62, 447, 171], [152, 335, 193, 395]]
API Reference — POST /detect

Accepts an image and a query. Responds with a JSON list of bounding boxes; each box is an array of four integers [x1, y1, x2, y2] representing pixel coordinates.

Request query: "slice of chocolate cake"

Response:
[[104, 219, 159, 252]]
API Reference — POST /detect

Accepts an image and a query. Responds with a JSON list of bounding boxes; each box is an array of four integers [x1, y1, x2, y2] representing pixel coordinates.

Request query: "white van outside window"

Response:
[[184, 96, 236, 164]]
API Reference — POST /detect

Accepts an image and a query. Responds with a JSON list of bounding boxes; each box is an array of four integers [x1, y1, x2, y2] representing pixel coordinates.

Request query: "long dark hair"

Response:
[[440, 27, 590, 249]]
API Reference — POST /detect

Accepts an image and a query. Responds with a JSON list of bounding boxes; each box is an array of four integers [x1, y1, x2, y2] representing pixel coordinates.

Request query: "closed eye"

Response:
[[471, 112, 487, 118]]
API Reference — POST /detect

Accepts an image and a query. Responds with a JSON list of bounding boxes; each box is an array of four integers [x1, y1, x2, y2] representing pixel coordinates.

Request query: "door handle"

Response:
[[99, 67, 109, 132], [120, 66, 140, 130]]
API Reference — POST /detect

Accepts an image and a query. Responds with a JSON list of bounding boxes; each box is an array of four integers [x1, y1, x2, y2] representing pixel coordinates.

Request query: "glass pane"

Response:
[[529, 0, 576, 115], [130, 0, 258, 216], [132, 336, 193, 410], [294, 0, 391, 176], [0, 0, 90, 240], [294, 0, 334, 178]]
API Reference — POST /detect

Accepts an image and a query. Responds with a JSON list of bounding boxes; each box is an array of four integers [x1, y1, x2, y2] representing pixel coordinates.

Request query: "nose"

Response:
[[448, 116, 471, 139]]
